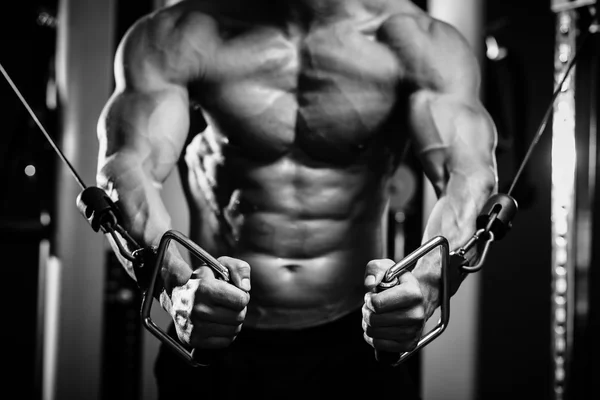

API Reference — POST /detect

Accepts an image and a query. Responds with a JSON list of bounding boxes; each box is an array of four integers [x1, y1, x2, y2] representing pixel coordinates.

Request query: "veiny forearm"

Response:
[[411, 97, 498, 316], [99, 152, 172, 247], [96, 88, 193, 291], [98, 152, 192, 291], [414, 165, 496, 317]]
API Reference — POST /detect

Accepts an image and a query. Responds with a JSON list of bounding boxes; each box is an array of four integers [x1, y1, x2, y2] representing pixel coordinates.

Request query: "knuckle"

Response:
[[370, 295, 385, 313], [235, 307, 247, 323], [368, 259, 387, 271], [191, 303, 210, 320], [414, 307, 426, 322], [196, 279, 212, 298], [363, 312, 376, 328], [233, 324, 243, 335], [407, 285, 424, 300], [218, 256, 248, 268], [407, 305, 426, 324], [232, 291, 250, 310], [237, 260, 251, 273], [217, 256, 230, 264], [361, 317, 368, 331]]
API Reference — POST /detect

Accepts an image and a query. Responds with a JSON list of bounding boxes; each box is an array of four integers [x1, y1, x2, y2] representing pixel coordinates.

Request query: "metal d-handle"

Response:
[[374, 235, 451, 366], [140, 230, 230, 367]]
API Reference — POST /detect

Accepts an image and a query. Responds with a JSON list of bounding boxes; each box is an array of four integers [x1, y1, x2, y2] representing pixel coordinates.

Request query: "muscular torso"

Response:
[[172, 2, 414, 328]]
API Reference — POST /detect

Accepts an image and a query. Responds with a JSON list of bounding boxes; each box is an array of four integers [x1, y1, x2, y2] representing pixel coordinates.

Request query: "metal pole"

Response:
[[423, 2, 484, 400], [53, 1, 115, 399]]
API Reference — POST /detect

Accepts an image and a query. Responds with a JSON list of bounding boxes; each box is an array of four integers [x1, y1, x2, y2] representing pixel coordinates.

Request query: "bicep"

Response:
[[98, 86, 190, 182], [399, 19, 496, 196], [98, 20, 192, 185], [409, 90, 497, 199]]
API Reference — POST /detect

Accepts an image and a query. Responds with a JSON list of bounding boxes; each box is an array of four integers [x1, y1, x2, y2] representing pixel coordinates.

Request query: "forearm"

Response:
[[414, 170, 496, 318], [98, 152, 192, 291], [422, 164, 497, 252], [99, 152, 172, 248], [411, 99, 498, 316], [95, 76, 193, 289]]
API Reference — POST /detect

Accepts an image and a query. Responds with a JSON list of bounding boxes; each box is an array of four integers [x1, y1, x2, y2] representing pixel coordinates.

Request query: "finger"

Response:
[[362, 303, 424, 328], [363, 333, 418, 353], [364, 259, 396, 291], [193, 336, 238, 350], [191, 264, 218, 280], [218, 256, 251, 292], [192, 320, 243, 339], [195, 278, 250, 311], [191, 302, 247, 326], [362, 318, 422, 340], [364, 273, 423, 313]]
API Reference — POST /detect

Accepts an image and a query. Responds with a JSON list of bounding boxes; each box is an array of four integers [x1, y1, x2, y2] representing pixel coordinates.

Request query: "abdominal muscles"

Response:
[[215, 152, 389, 329], [185, 21, 401, 328]]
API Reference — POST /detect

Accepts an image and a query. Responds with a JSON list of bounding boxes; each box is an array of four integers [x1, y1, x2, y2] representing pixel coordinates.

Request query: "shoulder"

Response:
[[114, 1, 220, 87], [379, 9, 480, 95]]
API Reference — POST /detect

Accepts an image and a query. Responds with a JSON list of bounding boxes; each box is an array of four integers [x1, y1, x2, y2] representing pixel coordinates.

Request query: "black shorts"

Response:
[[154, 308, 422, 400]]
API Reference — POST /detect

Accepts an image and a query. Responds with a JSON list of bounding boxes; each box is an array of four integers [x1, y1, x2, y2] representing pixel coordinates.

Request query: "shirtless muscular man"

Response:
[[96, 0, 498, 398]]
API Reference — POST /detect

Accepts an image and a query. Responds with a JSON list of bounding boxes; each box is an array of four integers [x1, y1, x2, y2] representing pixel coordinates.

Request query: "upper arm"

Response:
[[97, 9, 214, 185], [383, 13, 497, 198]]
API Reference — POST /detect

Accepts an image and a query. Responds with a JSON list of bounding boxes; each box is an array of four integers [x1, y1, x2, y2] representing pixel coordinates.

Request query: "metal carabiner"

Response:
[[374, 193, 519, 366], [462, 230, 495, 273]]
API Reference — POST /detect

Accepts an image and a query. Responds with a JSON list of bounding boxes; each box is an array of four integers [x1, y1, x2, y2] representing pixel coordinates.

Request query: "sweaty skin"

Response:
[[97, 0, 497, 353]]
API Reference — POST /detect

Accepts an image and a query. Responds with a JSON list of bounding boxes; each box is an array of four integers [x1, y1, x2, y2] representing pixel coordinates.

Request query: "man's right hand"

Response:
[[160, 256, 251, 350]]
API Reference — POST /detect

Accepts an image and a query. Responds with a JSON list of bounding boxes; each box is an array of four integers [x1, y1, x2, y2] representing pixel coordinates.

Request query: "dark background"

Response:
[[0, 1, 597, 399]]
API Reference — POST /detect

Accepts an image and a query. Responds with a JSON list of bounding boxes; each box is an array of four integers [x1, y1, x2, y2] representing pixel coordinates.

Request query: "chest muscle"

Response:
[[196, 24, 403, 162]]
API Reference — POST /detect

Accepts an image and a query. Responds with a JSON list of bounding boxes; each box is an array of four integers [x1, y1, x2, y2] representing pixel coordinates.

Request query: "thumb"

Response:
[[217, 256, 251, 292], [364, 259, 396, 291]]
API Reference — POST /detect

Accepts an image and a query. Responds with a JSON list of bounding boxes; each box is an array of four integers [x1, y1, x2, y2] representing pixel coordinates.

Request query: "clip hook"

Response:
[[375, 192, 518, 366]]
